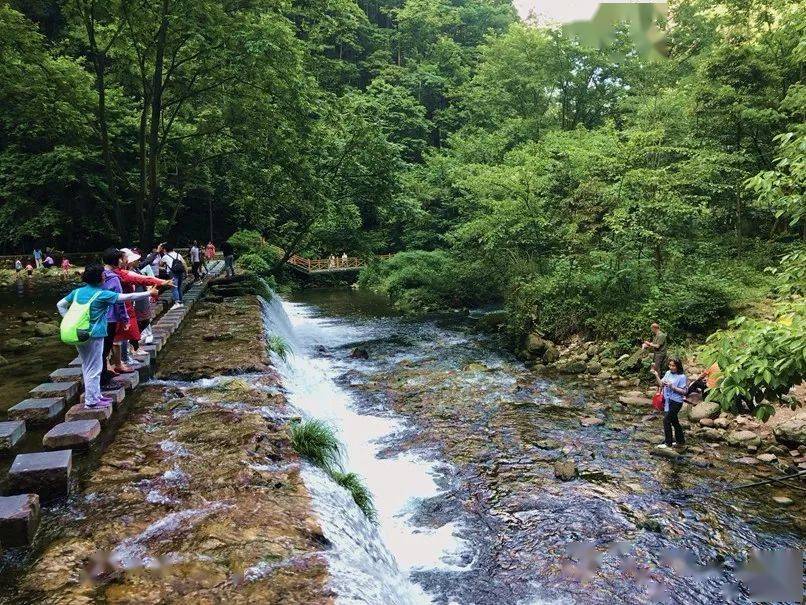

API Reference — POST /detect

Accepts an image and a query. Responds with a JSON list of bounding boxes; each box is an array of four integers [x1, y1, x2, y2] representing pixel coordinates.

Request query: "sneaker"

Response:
[[172, 302, 183, 309], [655, 444, 670, 450]]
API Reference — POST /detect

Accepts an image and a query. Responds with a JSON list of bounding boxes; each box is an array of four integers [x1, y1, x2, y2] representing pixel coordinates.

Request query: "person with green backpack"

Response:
[[57, 263, 157, 408]]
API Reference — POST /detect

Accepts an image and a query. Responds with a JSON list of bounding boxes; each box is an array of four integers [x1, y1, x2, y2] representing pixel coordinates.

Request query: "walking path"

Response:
[[287, 253, 393, 274], [0, 262, 224, 546]]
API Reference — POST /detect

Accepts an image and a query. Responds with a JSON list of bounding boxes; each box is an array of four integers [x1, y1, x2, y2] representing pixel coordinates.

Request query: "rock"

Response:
[[43, 420, 101, 449], [0, 494, 40, 546], [535, 438, 561, 450], [699, 418, 715, 427], [618, 393, 652, 407], [586, 360, 602, 375], [580, 416, 604, 427], [616, 350, 644, 373], [0, 354, 8, 366], [585, 344, 599, 358], [726, 430, 762, 448], [772, 496, 793, 506], [772, 411, 806, 447], [2, 338, 32, 353], [543, 345, 560, 364], [558, 360, 587, 375], [554, 459, 578, 481], [20, 312, 34, 321], [526, 333, 549, 355], [735, 456, 759, 465], [49, 367, 83, 383], [756, 453, 777, 463], [689, 401, 720, 421], [713, 417, 731, 429], [8, 451, 72, 500], [202, 332, 234, 342], [690, 456, 713, 468], [600, 357, 616, 367], [8, 398, 65, 425], [29, 382, 79, 403], [350, 347, 369, 359], [700, 428, 725, 442], [651, 447, 682, 460], [33, 322, 59, 337], [0, 421, 26, 453]]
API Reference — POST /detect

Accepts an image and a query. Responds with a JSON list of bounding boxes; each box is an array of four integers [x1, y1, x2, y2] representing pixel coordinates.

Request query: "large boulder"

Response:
[[689, 401, 720, 421], [554, 459, 578, 481], [543, 344, 560, 364], [526, 333, 549, 356], [616, 350, 644, 373], [773, 412, 806, 448], [586, 360, 602, 375], [2, 338, 32, 353], [558, 360, 587, 375], [725, 430, 762, 448]]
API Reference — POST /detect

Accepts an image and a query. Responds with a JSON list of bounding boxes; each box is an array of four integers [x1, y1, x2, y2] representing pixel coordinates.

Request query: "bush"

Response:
[[238, 252, 272, 276], [228, 230, 266, 257], [330, 470, 377, 521], [642, 277, 734, 336], [289, 419, 342, 471]]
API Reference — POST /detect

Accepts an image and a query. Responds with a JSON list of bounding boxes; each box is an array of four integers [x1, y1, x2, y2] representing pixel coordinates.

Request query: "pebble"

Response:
[[755, 453, 777, 463], [772, 496, 793, 506], [579, 417, 604, 427], [735, 456, 758, 465], [699, 418, 715, 427]]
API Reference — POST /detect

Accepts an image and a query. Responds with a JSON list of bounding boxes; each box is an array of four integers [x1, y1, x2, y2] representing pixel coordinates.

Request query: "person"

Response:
[[57, 263, 156, 408], [642, 323, 668, 376], [101, 248, 130, 385], [114, 248, 171, 359], [33, 247, 43, 269], [162, 244, 186, 306], [687, 362, 721, 400], [61, 257, 72, 278], [25, 263, 34, 277], [341, 252, 348, 267], [328, 254, 335, 269], [651, 358, 687, 449], [190, 241, 201, 280], [14, 259, 22, 274], [221, 240, 235, 278], [43, 255, 55, 269]]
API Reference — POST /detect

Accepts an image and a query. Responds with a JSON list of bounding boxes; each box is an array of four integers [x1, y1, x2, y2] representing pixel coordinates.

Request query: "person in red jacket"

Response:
[[113, 248, 172, 369]]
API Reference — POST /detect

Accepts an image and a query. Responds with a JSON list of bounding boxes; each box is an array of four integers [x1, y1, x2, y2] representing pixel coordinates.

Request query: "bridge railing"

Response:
[[288, 253, 394, 273]]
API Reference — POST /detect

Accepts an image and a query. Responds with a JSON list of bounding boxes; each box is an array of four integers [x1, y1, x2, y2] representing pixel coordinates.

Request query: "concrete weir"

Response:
[[0, 260, 224, 533]]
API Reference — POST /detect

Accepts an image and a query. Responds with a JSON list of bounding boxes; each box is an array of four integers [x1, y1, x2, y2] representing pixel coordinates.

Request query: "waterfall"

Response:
[[259, 294, 468, 605]]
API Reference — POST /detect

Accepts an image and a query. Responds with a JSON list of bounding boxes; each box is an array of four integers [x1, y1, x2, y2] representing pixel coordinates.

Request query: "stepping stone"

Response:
[[68, 356, 82, 367], [111, 372, 139, 390], [65, 403, 113, 423], [8, 399, 64, 426], [139, 345, 158, 360], [29, 382, 79, 404], [128, 361, 152, 382], [8, 450, 72, 499], [0, 421, 26, 454], [99, 385, 126, 404], [43, 420, 101, 449], [0, 494, 40, 546], [49, 367, 84, 383]]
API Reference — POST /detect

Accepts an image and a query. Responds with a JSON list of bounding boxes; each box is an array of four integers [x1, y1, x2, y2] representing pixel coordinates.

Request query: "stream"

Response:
[[263, 288, 804, 605]]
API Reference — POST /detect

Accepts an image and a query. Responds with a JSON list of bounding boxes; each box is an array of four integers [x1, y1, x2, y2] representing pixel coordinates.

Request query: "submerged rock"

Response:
[[553, 459, 578, 481], [772, 411, 806, 447], [350, 347, 369, 359]]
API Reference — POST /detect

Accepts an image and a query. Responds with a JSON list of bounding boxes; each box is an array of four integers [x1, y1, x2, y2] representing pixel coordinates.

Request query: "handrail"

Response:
[[287, 253, 393, 274]]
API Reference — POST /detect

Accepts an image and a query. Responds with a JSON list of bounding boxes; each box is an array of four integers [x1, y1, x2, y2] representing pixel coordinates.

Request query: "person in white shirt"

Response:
[[190, 241, 201, 280], [161, 244, 187, 306]]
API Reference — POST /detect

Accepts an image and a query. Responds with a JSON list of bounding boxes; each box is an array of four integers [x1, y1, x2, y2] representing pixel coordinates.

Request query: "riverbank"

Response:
[[4, 285, 334, 603]]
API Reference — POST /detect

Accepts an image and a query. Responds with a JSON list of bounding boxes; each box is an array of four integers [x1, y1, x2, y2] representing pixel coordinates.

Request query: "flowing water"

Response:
[[262, 288, 805, 605]]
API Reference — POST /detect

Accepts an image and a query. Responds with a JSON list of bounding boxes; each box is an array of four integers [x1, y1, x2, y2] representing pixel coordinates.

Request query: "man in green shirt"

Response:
[[642, 322, 668, 374]]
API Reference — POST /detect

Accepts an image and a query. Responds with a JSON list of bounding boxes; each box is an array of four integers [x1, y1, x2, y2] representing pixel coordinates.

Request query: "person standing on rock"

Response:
[[14, 259, 22, 275], [33, 247, 43, 269], [190, 241, 201, 280], [651, 358, 687, 449], [642, 323, 668, 375], [162, 244, 187, 307], [57, 263, 156, 408], [221, 240, 235, 278]]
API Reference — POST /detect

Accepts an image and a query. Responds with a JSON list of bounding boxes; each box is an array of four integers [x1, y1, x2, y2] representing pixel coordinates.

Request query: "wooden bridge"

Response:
[[287, 253, 393, 274]]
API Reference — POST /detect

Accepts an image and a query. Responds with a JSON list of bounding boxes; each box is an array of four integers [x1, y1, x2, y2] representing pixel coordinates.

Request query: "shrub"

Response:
[[330, 470, 377, 521], [642, 277, 734, 336], [228, 230, 266, 257], [289, 419, 342, 471], [238, 252, 272, 276]]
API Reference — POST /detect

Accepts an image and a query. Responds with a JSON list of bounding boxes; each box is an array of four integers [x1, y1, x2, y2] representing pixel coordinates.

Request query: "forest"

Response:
[[0, 0, 804, 412]]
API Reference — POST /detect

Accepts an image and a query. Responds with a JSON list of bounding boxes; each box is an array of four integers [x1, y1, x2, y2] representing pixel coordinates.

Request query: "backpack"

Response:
[[60, 291, 102, 345], [169, 252, 186, 276]]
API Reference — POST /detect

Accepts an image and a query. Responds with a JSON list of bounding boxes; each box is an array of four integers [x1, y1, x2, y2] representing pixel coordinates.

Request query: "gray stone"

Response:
[[618, 394, 652, 407], [558, 360, 587, 375], [48, 367, 84, 383], [554, 459, 578, 481], [535, 438, 561, 450], [8, 398, 64, 425], [0, 494, 40, 546], [33, 322, 59, 337], [700, 428, 725, 442], [726, 430, 762, 448], [699, 418, 715, 427], [526, 333, 549, 355], [689, 401, 721, 421], [65, 403, 113, 423], [772, 496, 793, 506], [110, 371, 139, 390], [139, 344, 158, 360], [543, 345, 560, 363], [651, 446, 683, 460], [713, 417, 731, 429], [8, 450, 72, 499], [580, 416, 605, 427], [586, 360, 602, 375], [43, 420, 101, 449], [772, 411, 806, 448], [735, 456, 759, 465], [756, 453, 777, 463], [0, 421, 26, 453], [68, 356, 82, 367], [99, 386, 126, 404], [29, 382, 78, 403], [2, 338, 32, 353]]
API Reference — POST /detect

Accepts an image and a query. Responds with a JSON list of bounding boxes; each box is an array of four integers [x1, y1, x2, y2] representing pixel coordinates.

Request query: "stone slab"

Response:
[[0, 421, 26, 453], [43, 420, 101, 449], [128, 360, 152, 382], [8, 398, 64, 425], [139, 345, 158, 360], [0, 494, 40, 546], [99, 386, 126, 404], [111, 371, 139, 390], [8, 450, 72, 499], [65, 403, 113, 423], [49, 367, 84, 383], [29, 382, 79, 403], [68, 356, 82, 367]]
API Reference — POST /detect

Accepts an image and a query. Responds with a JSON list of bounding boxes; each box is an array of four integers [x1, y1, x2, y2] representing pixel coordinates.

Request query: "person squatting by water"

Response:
[[57, 263, 156, 408], [652, 358, 687, 449]]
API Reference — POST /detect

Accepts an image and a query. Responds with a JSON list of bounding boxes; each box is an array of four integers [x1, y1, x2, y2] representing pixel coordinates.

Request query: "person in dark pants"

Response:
[[100, 248, 127, 387], [221, 240, 235, 277], [651, 358, 688, 449]]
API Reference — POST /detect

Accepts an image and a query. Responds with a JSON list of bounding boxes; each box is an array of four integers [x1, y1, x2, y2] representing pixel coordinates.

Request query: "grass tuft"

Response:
[[330, 470, 377, 521], [268, 334, 292, 361], [289, 419, 342, 471]]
